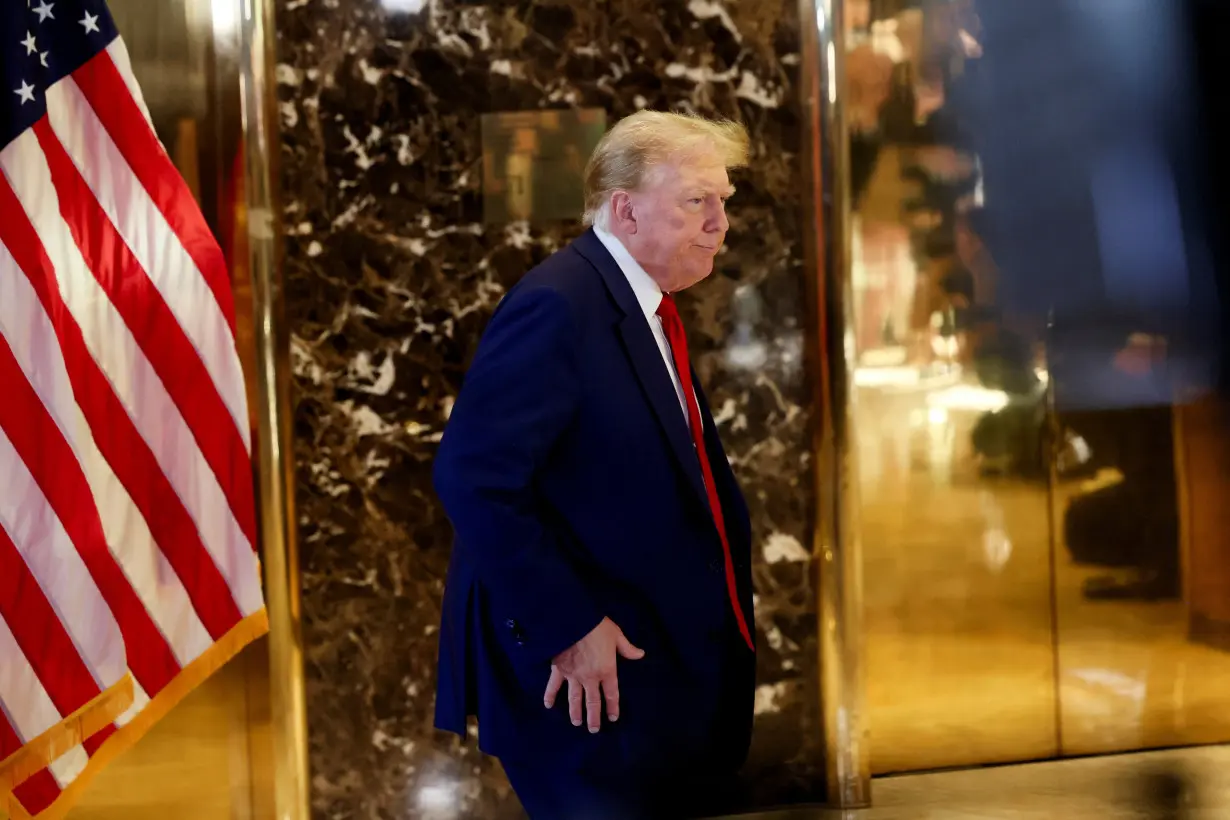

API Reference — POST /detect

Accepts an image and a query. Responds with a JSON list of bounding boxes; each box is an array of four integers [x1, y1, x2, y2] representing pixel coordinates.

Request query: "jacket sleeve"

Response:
[[433, 285, 604, 663]]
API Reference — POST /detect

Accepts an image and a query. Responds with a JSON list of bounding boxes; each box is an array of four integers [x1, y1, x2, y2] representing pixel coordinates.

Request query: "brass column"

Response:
[[236, 0, 312, 818], [799, 0, 870, 808]]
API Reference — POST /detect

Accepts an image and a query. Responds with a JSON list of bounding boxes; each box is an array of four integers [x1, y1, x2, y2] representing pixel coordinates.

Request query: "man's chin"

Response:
[[677, 270, 714, 291]]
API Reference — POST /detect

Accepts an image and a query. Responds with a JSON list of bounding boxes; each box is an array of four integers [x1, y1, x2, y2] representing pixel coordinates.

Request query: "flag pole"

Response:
[[235, 0, 312, 817]]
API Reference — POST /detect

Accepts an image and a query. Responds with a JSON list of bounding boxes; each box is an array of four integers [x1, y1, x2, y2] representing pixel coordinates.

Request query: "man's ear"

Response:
[[611, 191, 637, 234]]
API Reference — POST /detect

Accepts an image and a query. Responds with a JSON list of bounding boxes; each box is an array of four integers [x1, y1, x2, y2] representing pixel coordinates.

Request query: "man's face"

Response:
[[615, 153, 734, 293]]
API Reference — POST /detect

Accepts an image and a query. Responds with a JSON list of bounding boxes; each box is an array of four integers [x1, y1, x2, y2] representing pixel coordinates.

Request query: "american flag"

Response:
[[0, 1, 268, 817]]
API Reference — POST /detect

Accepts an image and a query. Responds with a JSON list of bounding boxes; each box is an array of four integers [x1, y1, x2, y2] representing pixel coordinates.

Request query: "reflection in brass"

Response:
[[1174, 405, 1193, 631], [106, 0, 208, 126], [1042, 346, 1066, 755], [1179, 397, 1230, 650], [799, 0, 871, 809], [839, 0, 1230, 783], [480, 109, 606, 223], [846, 0, 1068, 778], [234, 0, 312, 818]]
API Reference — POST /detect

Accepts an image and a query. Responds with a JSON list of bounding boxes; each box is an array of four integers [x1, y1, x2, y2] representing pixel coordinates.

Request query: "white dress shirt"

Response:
[[592, 227, 692, 430]]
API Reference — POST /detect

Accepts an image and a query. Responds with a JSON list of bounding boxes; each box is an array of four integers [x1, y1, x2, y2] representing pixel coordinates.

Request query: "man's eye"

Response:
[[689, 198, 704, 205]]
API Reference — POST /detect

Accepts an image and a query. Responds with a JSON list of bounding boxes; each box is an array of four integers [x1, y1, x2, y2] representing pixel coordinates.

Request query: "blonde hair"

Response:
[[582, 110, 750, 229]]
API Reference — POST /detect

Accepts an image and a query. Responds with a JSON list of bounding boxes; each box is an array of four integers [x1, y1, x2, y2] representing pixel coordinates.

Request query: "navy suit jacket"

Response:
[[433, 229, 756, 777]]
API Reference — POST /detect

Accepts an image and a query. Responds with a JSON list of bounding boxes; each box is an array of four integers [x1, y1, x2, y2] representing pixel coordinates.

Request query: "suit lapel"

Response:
[[617, 315, 710, 508], [573, 231, 710, 512]]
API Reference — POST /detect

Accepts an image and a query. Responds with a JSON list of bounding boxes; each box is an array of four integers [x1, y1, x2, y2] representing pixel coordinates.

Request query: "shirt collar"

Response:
[[592, 226, 663, 321]]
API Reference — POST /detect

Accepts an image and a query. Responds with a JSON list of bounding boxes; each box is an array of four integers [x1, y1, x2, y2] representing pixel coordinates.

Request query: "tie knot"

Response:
[[656, 293, 678, 321]]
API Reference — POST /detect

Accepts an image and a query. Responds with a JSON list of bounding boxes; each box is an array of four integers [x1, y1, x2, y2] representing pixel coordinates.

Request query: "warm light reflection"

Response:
[[1069, 668, 1147, 705], [210, 0, 240, 37], [855, 364, 960, 388], [925, 384, 1010, 413], [855, 365, 919, 387], [382, 0, 430, 13], [725, 339, 769, 370], [982, 527, 1012, 571], [417, 781, 455, 811]]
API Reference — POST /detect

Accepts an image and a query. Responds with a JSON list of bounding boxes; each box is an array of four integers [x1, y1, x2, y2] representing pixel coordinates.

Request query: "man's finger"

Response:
[[567, 678, 583, 727], [543, 665, 563, 708], [603, 674, 621, 723], [585, 681, 603, 733]]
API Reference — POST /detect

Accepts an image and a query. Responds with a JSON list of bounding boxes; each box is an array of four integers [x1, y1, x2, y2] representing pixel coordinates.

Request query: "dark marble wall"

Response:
[[276, 0, 819, 816]]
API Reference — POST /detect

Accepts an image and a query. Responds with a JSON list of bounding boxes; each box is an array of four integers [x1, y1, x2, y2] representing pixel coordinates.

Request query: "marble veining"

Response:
[[276, 0, 819, 815]]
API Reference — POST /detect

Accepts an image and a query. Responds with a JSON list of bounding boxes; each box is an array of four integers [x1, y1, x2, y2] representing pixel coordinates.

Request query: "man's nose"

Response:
[[706, 201, 729, 232]]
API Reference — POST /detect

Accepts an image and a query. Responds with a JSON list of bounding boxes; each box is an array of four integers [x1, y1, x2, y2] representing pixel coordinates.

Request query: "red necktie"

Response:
[[656, 294, 755, 652]]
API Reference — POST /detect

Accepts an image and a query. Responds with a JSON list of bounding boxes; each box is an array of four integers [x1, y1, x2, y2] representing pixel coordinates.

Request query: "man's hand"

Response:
[[543, 617, 644, 733]]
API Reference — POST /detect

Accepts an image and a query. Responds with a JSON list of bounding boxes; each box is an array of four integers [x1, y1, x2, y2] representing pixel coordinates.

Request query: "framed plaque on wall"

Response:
[[480, 108, 607, 224]]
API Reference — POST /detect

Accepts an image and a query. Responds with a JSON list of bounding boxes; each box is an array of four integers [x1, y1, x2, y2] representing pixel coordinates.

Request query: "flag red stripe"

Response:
[[0, 720, 116, 814], [0, 334, 180, 696], [0, 715, 18, 761], [3, 724, 116, 817], [31, 121, 257, 550], [70, 51, 238, 336], [11, 770, 60, 817], [83, 723, 115, 756], [0, 716, 61, 815], [0, 177, 245, 642], [9, 724, 117, 817], [0, 527, 102, 719], [10, 770, 61, 816]]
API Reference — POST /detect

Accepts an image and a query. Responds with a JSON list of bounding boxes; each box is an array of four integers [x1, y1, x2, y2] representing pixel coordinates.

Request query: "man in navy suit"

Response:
[[433, 110, 757, 819]]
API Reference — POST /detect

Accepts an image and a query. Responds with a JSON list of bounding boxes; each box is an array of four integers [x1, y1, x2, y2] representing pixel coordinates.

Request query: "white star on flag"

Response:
[[80, 11, 100, 34], [21, 32, 37, 55], [33, 1, 54, 22], [13, 80, 36, 104]]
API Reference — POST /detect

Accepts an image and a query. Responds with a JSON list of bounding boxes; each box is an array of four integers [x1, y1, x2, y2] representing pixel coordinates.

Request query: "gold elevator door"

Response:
[[846, 0, 1230, 775]]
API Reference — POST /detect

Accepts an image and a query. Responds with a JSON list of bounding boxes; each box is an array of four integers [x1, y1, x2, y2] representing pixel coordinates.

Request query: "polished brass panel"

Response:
[[229, 0, 312, 817], [60, 642, 272, 820], [1050, 395, 1230, 756], [849, 0, 1230, 779], [847, 0, 1060, 774], [799, 0, 871, 808], [1016, 0, 1230, 765], [1180, 398, 1230, 648]]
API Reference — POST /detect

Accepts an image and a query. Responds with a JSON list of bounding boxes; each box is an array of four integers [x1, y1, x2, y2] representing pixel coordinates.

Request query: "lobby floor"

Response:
[[726, 744, 1230, 819]]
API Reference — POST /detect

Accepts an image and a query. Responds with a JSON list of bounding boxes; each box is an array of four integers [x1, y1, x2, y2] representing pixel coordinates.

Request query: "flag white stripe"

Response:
[[0, 243, 129, 690], [0, 619, 62, 747], [41, 82, 264, 618], [48, 745, 89, 789], [116, 680, 150, 728], [0, 435, 126, 691], [103, 40, 153, 129], [47, 77, 251, 451], [0, 133, 214, 666]]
